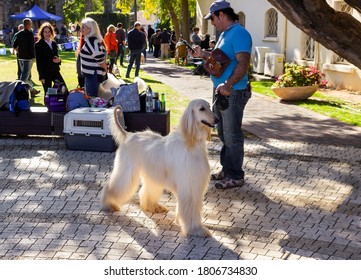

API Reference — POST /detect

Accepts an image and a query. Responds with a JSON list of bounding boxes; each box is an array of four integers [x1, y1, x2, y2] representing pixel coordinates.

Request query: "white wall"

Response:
[[197, 0, 361, 91]]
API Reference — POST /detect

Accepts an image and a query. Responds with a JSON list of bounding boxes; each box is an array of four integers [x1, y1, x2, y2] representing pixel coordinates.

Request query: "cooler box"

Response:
[[63, 107, 117, 152], [45, 91, 67, 112]]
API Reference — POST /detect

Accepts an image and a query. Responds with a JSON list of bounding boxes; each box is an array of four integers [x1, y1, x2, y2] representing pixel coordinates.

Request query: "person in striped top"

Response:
[[79, 18, 107, 97]]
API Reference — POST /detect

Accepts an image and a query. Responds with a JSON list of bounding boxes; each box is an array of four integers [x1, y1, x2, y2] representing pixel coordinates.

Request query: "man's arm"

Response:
[[217, 52, 250, 96], [188, 45, 211, 60]]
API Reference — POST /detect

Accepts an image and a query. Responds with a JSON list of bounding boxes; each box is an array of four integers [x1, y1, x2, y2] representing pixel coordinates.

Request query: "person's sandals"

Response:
[[210, 170, 226, 180], [215, 178, 244, 189]]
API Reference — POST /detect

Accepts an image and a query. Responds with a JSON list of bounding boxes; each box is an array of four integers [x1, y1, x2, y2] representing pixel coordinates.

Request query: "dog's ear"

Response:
[[180, 104, 198, 147]]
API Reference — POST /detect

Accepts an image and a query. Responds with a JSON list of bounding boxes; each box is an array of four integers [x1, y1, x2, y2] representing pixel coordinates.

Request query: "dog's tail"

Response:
[[111, 105, 127, 144]]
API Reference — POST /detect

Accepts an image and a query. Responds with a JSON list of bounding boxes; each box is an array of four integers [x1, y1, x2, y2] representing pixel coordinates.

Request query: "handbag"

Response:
[[203, 48, 230, 78], [110, 83, 140, 112]]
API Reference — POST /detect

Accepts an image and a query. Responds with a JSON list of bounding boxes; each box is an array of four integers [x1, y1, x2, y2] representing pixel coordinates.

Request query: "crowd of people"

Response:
[[8, 0, 252, 190], [9, 16, 217, 97]]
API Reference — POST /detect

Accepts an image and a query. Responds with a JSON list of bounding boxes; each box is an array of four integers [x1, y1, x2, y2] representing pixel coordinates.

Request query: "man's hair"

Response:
[[214, 7, 239, 22], [117, 23, 123, 28], [23, 18, 32, 27]]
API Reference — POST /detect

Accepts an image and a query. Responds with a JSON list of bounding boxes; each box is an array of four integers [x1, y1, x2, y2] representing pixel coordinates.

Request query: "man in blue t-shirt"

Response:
[[191, 0, 252, 189]]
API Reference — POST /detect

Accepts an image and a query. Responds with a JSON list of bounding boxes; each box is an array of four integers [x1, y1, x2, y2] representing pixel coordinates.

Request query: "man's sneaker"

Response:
[[210, 170, 226, 180], [215, 178, 244, 189]]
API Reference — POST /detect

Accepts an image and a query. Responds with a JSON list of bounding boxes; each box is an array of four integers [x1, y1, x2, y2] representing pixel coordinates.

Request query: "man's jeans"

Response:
[[214, 89, 251, 180], [126, 49, 142, 77], [19, 59, 33, 85]]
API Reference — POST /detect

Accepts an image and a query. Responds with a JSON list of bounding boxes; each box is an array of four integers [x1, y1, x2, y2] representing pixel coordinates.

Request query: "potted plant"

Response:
[[272, 63, 327, 101]]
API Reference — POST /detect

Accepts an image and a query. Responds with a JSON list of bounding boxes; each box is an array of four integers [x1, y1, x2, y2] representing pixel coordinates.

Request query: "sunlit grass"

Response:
[[251, 80, 361, 127], [0, 43, 189, 129]]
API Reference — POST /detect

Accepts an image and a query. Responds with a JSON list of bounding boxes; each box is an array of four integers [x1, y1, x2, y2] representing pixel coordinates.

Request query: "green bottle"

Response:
[[160, 93, 166, 112]]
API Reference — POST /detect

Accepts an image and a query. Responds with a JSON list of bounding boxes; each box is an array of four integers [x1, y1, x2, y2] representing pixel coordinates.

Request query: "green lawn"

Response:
[[0, 44, 189, 129], [251, 80, 361, 127], [1, 43, 360, 128]]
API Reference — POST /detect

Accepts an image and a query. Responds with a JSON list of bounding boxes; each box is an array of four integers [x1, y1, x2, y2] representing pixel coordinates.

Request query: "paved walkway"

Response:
[[141, 57, 361, 147], [0, 57, 360, 260]]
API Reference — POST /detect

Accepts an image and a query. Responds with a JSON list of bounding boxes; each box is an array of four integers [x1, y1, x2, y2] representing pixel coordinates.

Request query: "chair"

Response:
[[175, 44, 188, 65]]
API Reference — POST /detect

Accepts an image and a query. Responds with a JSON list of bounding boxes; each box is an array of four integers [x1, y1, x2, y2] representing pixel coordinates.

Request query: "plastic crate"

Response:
[[63, 107, 116, 152]]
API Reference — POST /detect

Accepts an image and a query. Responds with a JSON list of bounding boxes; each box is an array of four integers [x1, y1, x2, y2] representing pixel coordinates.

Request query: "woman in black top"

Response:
[[35, 22, 65, 94]]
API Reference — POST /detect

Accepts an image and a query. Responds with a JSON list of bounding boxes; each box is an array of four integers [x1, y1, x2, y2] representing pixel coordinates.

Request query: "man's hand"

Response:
[[216, 83, 232, 96], [186, 45, 201, 58]]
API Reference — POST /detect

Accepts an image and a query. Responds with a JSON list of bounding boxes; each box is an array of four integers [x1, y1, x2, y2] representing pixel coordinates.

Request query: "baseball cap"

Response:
[[204, 0, 231, 20]]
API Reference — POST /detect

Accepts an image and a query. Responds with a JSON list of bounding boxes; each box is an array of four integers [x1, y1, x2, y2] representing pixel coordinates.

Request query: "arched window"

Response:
[[238, 11, 245, 27], [265, 8, 278, 37], [302, 35, 315, 61]]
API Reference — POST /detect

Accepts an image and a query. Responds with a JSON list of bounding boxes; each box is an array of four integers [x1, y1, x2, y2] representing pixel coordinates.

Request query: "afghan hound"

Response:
[[101, 99, 218, 237]]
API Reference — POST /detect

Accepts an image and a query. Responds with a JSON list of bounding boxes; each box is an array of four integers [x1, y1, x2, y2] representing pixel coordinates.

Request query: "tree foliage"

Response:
[[267, 0, 361, 69], [116, 0, 196, 42], [61, 0, 104, 23]]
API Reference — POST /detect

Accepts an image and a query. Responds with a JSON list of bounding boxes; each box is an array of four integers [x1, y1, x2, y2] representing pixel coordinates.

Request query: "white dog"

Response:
[[101, 99, 218, 237]]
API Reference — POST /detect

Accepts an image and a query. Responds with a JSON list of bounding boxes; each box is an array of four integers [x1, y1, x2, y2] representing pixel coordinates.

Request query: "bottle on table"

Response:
[[152, 91, 159, 111], [146, 86, 153, 113], [160, 93, 166, 112]]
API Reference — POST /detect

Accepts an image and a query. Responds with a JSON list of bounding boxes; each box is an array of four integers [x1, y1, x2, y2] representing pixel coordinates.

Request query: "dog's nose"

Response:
[[214, 116, 219, 124]]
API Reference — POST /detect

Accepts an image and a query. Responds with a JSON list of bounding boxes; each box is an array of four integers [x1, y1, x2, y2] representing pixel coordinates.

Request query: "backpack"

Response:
[[66, 88, 90, 111], [9, 82, 30, 115]]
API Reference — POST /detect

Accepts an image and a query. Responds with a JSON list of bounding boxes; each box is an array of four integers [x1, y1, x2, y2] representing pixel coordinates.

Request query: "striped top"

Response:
[[79, 36, 106, 78]]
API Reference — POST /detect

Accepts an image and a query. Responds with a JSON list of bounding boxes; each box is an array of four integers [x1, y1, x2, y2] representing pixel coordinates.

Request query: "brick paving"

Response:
[[0, 56, 360, 260]]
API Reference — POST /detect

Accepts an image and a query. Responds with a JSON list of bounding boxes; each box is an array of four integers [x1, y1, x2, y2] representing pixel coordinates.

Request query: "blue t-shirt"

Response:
[[212, 23, 252, 90]]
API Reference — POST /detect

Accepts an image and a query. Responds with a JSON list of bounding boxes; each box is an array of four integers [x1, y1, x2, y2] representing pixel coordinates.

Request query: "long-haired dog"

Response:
[[101, 99, 218, 237]]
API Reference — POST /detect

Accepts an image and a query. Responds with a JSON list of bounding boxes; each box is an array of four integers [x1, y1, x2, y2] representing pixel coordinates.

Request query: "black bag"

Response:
[[214, 91, 229, 111]]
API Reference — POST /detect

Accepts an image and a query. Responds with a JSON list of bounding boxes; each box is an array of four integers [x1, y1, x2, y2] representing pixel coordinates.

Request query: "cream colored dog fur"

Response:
[[101, 99, 218, 237]]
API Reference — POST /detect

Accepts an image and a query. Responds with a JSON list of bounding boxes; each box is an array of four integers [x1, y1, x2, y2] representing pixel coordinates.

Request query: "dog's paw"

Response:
[[186, 226, 211, 237], [142, 203, 169, 213], [102, 201, 121, 212]]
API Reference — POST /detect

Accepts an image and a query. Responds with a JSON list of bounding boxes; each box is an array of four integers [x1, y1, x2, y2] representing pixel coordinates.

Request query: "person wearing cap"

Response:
[[191, 0, 252, 189], [125, 21, 146, 78]]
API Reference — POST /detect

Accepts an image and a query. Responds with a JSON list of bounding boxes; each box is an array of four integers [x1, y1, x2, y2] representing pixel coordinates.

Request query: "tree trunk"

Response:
[[164, 1, 181, 41], [181, 0, 191, 43], [85, 0, 93, 13], [38, 0, 48, 10], [267, 0, 361, 69], [104, 0, 112, 13]]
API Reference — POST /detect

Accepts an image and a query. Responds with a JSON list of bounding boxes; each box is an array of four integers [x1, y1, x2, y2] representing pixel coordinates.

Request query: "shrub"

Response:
[[272, 63, 327, 88]]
